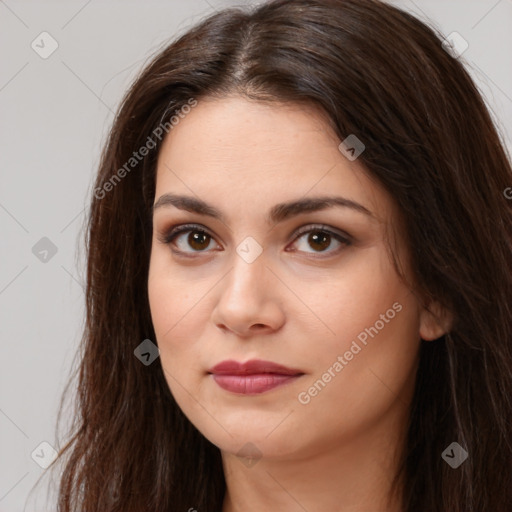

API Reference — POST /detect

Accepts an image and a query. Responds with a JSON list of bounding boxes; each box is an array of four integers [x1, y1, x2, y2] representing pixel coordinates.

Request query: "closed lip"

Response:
[[208, 359, 304, 376]]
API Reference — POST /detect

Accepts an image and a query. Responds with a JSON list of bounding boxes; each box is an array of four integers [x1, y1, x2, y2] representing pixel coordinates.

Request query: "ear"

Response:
[[419, 299, 454, 341]]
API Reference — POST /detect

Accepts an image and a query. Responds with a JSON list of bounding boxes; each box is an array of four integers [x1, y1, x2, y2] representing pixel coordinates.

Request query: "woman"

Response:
[[50, 0, 512, 510]]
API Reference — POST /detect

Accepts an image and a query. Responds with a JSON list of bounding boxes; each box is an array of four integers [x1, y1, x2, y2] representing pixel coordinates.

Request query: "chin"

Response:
[[203, 425, 303, 461]]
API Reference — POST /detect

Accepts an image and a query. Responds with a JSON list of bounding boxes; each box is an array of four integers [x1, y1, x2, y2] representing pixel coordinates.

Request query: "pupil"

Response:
[[309, 231, 330, 251]]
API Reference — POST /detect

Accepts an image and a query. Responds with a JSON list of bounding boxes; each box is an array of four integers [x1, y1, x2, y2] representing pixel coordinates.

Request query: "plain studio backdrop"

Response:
[[0, 0, 511, 510]]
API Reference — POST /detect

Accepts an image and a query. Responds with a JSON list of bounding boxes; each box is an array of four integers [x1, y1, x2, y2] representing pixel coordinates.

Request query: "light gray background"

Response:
[[1, 1, 511, 510]]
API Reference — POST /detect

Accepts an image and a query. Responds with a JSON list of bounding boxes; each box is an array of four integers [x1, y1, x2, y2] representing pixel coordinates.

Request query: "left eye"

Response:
[[289, 225, 351, 255], [158, 223, 351, 257]]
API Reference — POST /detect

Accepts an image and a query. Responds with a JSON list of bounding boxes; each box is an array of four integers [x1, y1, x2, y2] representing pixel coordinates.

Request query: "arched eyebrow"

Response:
[[152, 193, 377, 224]]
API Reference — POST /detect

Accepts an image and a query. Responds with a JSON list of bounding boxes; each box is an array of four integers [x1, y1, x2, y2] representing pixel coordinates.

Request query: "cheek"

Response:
[[295, 283, 420, 438], [148, 276, 206, 418], [148, 249, 200, 334], [294, 250, 420, 410], [294, 248, 412, 360], [147, 258, 201, 369]]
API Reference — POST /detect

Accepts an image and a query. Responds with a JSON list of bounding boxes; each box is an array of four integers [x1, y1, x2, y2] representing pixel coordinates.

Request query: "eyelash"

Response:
[[157, 223, 352, 259]]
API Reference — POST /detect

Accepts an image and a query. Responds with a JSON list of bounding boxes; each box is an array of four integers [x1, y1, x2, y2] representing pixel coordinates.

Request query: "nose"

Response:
[[211, 251, 286, 338]]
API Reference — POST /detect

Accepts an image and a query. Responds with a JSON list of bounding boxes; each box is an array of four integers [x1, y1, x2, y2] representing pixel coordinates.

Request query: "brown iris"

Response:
[[306, 231, 331, 252], [188, 231, 211, 251]]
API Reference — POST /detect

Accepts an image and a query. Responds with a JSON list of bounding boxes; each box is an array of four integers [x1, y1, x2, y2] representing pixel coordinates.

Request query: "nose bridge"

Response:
[[212, 241, 285, 335], [224, 245, 269, 301]]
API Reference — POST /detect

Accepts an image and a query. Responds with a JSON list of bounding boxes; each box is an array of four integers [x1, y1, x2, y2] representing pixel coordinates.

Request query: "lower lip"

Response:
[[211, 373, 302, 394]]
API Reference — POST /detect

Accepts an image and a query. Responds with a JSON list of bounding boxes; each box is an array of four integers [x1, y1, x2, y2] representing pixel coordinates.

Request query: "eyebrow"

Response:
[[152, 193, 376, 224]]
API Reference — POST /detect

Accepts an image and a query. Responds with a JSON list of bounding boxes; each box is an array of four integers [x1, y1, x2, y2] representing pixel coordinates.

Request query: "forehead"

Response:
[[154, 96, 394, 225]]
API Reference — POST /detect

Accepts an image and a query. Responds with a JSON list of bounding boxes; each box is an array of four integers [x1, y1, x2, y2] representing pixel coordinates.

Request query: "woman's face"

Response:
[[148, 96, 442, 461]]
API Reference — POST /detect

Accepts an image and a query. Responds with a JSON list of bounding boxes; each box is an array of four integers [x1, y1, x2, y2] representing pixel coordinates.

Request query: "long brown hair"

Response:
[[46, 0, 512, 510]]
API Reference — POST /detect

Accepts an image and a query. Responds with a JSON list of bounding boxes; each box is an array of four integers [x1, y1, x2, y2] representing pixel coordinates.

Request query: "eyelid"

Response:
[[157, 222, 352, 257], [292, 223, 352, 244], [156, 223, 217, 247]]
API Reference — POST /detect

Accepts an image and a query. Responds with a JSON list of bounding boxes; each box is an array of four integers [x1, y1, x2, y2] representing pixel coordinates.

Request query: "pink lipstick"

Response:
[[208, 359, 304, 395]]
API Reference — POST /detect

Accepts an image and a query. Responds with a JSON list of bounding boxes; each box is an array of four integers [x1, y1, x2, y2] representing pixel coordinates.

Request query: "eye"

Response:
[[157, 223, 352, 258], [287, 224, 351, 257], [157, 223, 219, 256]]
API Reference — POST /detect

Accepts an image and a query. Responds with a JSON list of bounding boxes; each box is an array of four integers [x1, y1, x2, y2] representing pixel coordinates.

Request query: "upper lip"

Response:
[[208, 359, 304, 376]]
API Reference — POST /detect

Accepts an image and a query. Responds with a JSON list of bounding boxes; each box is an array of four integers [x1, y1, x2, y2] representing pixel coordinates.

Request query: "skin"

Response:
[[147, 96, 452, 512]]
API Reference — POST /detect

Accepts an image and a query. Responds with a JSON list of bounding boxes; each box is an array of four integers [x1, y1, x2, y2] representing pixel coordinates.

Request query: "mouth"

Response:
[[207, 359, 305, 395]]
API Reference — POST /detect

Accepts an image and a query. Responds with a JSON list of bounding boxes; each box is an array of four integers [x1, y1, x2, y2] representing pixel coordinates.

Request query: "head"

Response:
[[53, 1, 512, 511]]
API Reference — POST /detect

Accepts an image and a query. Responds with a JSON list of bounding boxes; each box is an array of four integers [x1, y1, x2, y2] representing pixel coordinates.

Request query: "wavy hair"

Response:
[[45, 0, 512, 510]]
